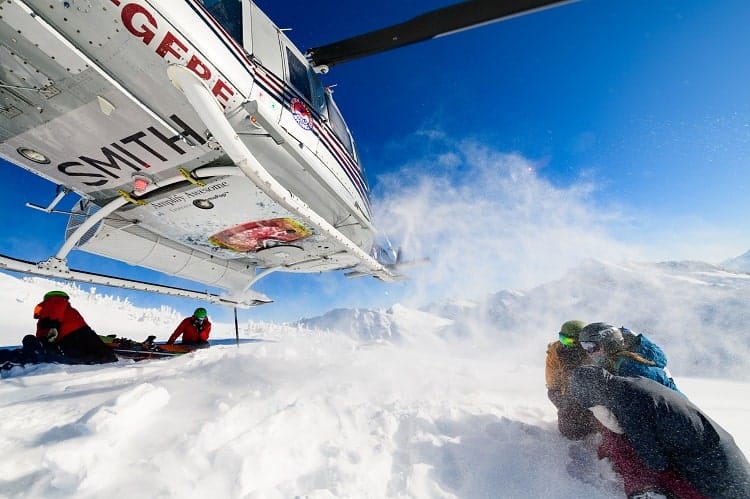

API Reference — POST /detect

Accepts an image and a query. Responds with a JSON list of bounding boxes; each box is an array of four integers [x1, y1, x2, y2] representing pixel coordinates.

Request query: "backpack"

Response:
[[616, 328, 680, 393], [623, 329, 668, 368]]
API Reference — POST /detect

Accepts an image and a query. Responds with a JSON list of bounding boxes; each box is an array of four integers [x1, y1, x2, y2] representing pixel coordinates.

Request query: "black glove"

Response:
[[547, 388, 567, 408]]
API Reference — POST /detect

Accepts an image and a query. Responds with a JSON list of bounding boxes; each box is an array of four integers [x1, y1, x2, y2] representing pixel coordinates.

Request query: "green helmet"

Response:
[[559, 320, 586, 340], [193, 307, 207, 319], [44, 290, 69, 300]]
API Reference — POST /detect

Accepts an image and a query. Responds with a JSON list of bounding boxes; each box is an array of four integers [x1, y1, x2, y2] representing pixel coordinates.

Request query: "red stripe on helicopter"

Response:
[[253, 67, 285, 99], [329, 145, 372, 212], [314, 113, 371, 211], [313, 120, 371, 209]]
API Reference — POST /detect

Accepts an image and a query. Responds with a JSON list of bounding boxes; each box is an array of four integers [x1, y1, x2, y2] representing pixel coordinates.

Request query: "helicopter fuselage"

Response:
[[0, 0, 393, 301]]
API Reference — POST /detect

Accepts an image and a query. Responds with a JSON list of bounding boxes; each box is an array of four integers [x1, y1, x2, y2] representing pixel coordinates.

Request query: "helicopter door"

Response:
[[242, 1, 283, 123]]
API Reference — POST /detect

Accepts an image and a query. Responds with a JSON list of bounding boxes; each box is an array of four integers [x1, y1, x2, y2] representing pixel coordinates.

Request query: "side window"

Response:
[[325, 92, 353, 156], [286, 47, 311, 103], [308, 70, 326, 116]]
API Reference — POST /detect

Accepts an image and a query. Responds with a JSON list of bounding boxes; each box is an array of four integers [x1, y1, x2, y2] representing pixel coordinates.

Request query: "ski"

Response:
[[108, 348, 184, 358], [100, 334, 205, 361]]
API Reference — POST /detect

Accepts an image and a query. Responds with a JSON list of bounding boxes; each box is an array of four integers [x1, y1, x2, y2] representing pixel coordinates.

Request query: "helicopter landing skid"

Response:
[[0, 254, 270, 308]]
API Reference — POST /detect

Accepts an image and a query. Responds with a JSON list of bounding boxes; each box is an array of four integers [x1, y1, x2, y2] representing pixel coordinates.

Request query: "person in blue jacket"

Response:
[[577, 322, 679, 392]]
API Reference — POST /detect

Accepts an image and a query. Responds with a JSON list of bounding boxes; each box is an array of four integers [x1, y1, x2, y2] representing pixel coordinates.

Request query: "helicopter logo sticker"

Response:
[[291, 98, 313, 131]]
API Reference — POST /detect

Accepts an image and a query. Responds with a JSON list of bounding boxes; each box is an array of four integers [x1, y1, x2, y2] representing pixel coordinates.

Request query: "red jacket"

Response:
[[167, 317, 211, 344], [34, 296, 88, 341]]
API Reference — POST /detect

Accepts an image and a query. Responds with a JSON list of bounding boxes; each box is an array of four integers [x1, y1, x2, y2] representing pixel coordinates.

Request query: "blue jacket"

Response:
[[605, 331, 681, 393]]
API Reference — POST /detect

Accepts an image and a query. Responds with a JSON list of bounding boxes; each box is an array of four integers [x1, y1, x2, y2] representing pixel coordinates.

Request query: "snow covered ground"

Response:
[[0, 265, 749, 498]]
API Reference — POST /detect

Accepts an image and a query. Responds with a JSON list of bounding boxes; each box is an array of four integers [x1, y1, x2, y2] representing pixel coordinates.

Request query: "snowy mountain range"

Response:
[[722, 249, 750, 273], [299, 258, 750, 380]]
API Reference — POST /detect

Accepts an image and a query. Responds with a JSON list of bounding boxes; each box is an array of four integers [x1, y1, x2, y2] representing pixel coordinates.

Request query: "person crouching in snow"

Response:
[[571, 365, 750, 499], [30, 290, 118, 364], [167, 307, 211, 346], [545, 320, 597, 440]]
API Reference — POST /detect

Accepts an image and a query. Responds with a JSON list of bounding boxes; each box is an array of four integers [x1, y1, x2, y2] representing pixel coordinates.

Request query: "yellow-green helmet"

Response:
[[559, 320, 585, 340]]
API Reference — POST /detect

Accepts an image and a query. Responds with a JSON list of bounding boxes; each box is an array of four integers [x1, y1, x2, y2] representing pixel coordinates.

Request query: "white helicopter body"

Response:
[[2, 0, 389, 305]]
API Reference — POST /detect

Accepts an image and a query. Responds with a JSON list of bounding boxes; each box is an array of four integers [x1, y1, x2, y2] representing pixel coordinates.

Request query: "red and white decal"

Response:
[[290, 98, 313, 131]]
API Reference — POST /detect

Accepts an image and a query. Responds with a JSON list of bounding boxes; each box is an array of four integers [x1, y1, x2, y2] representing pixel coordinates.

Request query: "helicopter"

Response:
[[0, 0, 571, 308]]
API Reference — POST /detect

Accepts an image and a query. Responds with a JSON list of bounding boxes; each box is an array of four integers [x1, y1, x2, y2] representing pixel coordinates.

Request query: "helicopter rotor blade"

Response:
[[306, 0, 575, 68]]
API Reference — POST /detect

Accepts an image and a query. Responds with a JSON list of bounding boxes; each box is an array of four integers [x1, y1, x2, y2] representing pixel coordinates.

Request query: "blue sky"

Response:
[[2, 0, 750, 324]]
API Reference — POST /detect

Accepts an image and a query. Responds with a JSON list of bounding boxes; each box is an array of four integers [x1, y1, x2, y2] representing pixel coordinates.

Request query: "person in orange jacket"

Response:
[[546, 320, 597, 440], [31, 290, 117, 364], [167, 307, 211, 346]]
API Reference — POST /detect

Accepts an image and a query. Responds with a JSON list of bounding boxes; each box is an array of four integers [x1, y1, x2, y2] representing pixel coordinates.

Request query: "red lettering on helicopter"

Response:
[[115, 1, 235, 107], [155, 32, 188, 59], [212, 80, 234, 104], [187, 55, 211, 80], [121, 3, 157, 45]]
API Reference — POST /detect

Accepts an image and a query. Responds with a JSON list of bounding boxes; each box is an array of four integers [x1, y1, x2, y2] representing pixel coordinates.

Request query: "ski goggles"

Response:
[[558, 333, 577, 347], [580, 341, 600, 353]]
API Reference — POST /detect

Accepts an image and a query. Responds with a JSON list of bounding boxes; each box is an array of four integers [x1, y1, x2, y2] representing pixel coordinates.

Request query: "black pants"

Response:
[[3, 331, 116, 367], [56, 327, 118, 364]]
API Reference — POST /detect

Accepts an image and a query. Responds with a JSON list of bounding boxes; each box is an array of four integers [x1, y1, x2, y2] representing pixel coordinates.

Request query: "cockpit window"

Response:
[[286, 47, 326, 116], [286, 48, 312, 103], [202, 0, 243, 45]]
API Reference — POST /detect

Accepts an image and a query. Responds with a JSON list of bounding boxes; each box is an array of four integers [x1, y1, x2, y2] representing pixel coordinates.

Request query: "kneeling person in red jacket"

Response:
[[167, 307, 211, 346], [33, 290, 117, 364]]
